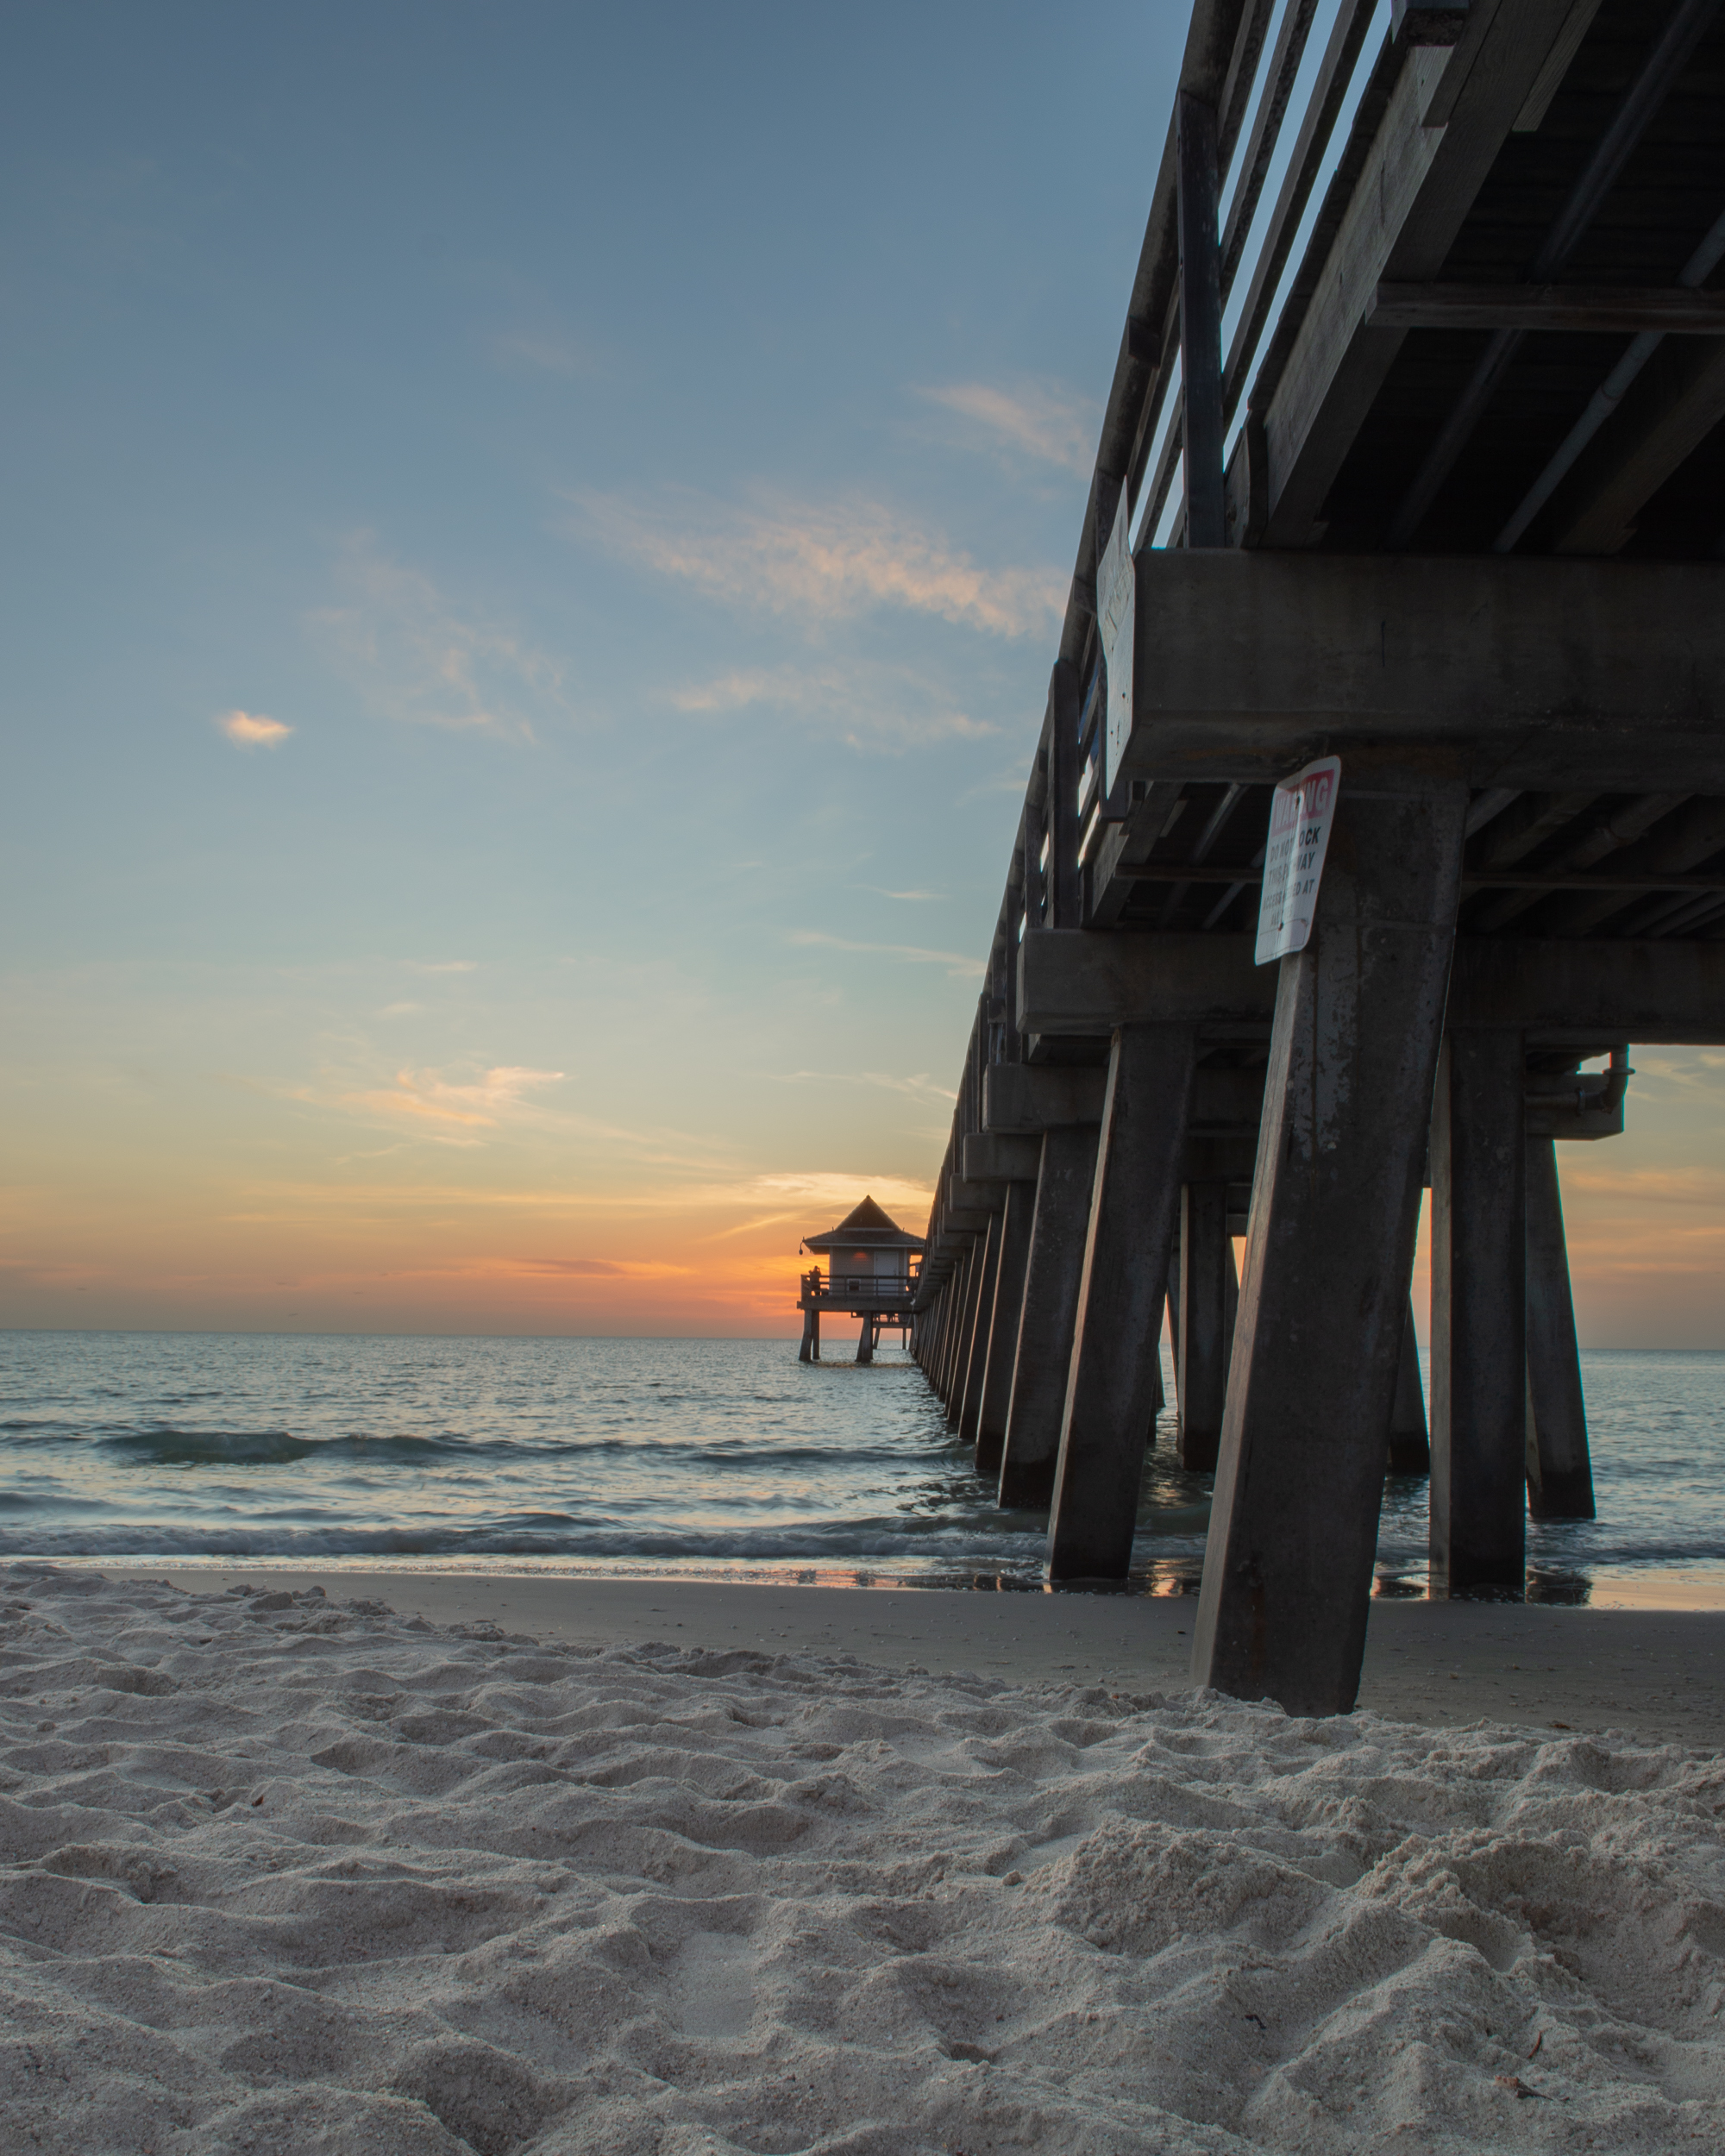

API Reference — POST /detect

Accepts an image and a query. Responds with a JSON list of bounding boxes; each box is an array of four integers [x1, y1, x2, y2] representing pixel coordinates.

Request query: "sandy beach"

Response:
[[1, 1564, 1722, 2152]]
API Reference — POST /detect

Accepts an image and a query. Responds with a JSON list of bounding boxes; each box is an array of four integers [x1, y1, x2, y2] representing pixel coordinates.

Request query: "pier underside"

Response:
[[910, 0, 1725, 1719]]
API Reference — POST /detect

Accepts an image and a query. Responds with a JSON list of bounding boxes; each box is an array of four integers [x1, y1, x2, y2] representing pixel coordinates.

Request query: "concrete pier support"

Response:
[[976, 1179, 1036, 1477], [856, 1315, 875, 1365], [1388, 1301, 1431, 1474], [1046, 1025, 1195, 1582], [1192, 776, 1466, 1716], [937, 1253, 965, 1400], [1175, 1181, 1234, 1472], [1431, 1031, 1528, 1597], [931, 1262, 957, 1397], [1525, 1136, 1596, 1520], [944, 1241, 986, 1420], [957, 1209, 1003, 1447], [997, 1124, 1101, 1509], [799, 1307, 816, 1363]]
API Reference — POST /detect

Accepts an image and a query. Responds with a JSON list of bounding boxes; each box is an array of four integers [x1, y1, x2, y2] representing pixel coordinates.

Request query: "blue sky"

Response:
[[4, 0, 1723, 1340], [1, 2, 1192, 1331]]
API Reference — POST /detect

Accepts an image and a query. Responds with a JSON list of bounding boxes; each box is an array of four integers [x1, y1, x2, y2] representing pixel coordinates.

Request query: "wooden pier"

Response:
[[910, 0, 1725, 1717]]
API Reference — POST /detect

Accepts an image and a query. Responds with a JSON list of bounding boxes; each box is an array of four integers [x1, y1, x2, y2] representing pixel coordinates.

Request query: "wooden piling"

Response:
[[1524, 1135, 1596, 1520], [996, 1124, 1100, 1509], [1192, 777, 1467, 1716], [975, 1179, 1035, 1476], [1046, 1025, 1195, 1581], [1430, 1031, 1529, 1596], [932, 1258, 958, 1400], [957, 1208, 1003, 1446], [944, 1241, 983, 1415]]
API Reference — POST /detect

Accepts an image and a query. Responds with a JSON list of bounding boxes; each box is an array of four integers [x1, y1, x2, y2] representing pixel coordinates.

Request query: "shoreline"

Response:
[[96, 1563, 1725, 1749]]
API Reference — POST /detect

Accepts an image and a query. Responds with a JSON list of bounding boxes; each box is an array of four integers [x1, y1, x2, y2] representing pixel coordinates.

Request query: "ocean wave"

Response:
[[0, 1519, 1057, 1563], [0, 1425, 922, 1470], [97, 1429, 468, 1466]]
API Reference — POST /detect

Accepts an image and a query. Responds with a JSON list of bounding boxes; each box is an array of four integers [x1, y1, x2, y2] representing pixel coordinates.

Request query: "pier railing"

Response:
[[799, 1270, 919, 1307]]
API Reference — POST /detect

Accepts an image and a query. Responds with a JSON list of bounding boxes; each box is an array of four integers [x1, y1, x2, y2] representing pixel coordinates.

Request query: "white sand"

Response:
[[4, 1566, 1725, 2153]]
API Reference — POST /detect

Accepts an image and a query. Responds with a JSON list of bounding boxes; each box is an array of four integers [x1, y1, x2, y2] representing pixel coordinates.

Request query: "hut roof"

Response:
[[802, 1195, 925, 1252]]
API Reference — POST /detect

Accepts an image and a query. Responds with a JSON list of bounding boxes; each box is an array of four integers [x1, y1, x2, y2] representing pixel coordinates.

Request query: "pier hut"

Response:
[[912, 0, 1725, 1720], [797, 1198, 924, 1364]]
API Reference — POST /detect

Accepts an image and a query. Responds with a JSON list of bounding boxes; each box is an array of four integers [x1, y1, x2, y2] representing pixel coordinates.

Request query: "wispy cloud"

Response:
[[787, 929, 986, 979], [855, 885, 943, 901], [310, 536, 574, 740], [219, 710, 292, 749], [574, 488, 1063, 639], [347, 1064, 566, 1132], [747, 1170, 934, 1218], [406, 959, 479, 975], [957, 754, 1038, 805], [775, 1068, 957, 1103], [916, 379, 1099, 476], [1564, 1163, 1725, 1210], [670, 662, 992, 751]]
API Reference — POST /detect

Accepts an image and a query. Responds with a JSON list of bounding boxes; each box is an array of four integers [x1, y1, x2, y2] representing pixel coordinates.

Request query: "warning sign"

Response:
[[1254, 755, 1341, 965]]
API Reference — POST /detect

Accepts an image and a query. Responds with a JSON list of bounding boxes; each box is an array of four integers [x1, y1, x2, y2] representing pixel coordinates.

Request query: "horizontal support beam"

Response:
[[982, 1065, 1108, 1131], [984, 1057, 1268, 1138], [1368, 282, 1725, 335], [1113, 861, 1725, 895], [1020, 931, 1271, 1037], [1123, 552, 1725, 791], [1019, 929, 1725, 1044], [933, 1210, 993, 1241], [962, 1133, 1044, 1182]]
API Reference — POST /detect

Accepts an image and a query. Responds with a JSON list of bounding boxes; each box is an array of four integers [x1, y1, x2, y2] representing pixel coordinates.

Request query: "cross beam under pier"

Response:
[[1019, 930, 1725, 1048]]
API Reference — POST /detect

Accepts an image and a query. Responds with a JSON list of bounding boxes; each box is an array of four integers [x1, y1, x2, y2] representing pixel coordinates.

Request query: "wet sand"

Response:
[[100, 1566, 1725, 1748]]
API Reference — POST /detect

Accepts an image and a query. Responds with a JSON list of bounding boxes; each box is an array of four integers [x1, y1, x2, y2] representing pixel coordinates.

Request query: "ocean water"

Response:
[[2, 1331, 1723, 1605]]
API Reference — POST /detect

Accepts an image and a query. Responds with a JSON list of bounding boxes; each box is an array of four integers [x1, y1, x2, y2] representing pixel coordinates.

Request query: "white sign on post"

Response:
[[1254, 755, 1341, 965], [1096, 488, 1134, 799]]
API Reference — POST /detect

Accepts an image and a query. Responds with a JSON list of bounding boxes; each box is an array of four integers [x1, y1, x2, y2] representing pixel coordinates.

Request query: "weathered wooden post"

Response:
[[1525, 1135, 1596, 1519], [975, 1179, 1035, 1476], [957, 1206, 1004, 1444], [1430, 1031, 1528, 1596], [1045, 1025, 1195, 1581], [1192, 774, 1466, 1715], [936, 1242, 979, 1406], [997, 1123, 1100, 1508]]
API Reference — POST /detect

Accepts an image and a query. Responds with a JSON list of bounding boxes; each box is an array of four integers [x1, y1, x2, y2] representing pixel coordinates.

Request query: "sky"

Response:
[[3, 1, 1722, 1344]]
